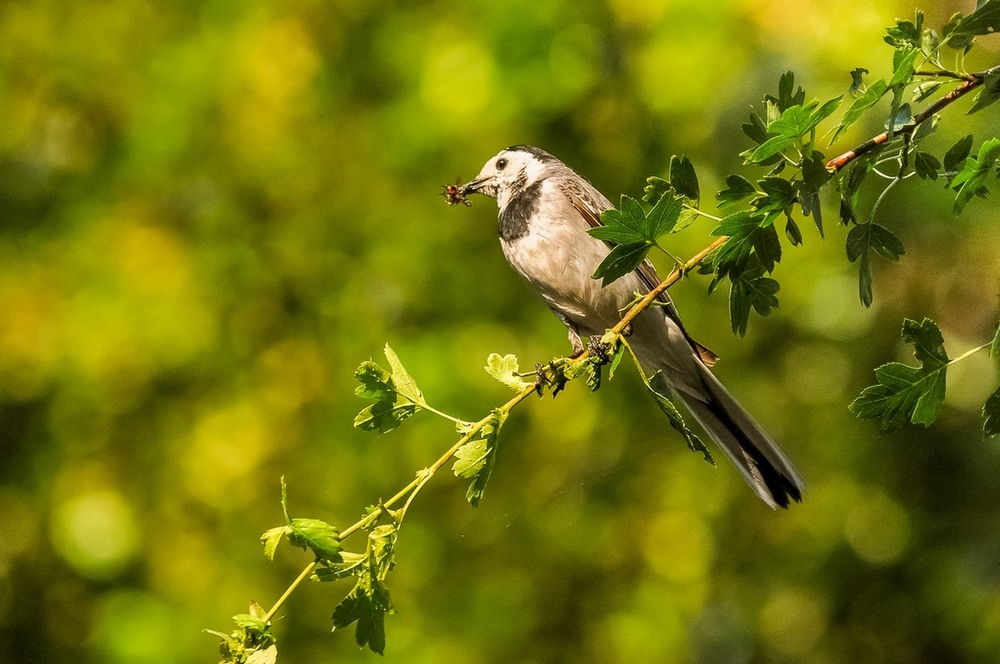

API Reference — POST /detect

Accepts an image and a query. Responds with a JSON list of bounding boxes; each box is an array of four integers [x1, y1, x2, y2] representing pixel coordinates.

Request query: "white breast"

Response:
[[499, 180, 642, 336]]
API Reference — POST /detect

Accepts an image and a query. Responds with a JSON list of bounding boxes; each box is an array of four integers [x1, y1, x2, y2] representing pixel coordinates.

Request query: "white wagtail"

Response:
[[459, 145, 803, 508]]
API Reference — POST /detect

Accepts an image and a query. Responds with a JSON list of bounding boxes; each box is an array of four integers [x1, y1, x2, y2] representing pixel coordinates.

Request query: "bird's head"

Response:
[[461, 145, 558, 209]]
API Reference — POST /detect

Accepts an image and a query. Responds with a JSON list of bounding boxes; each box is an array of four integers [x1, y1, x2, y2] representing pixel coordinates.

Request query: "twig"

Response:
[[255, 59, 1000, 636], [825, 64, 1000, 173]]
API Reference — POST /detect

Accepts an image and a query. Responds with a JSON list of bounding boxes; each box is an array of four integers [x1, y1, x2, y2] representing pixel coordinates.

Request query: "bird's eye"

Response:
[[496, 157, 508, 171]]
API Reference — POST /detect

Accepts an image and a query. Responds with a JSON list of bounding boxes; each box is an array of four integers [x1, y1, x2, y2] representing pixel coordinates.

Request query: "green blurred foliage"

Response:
[[1, 0, 999, 662]]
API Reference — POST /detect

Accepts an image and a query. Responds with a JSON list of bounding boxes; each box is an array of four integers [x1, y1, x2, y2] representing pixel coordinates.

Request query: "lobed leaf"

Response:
[[944, 134, 974, 174], [453, 412, 506, 506], [850, 318, 952, 432], [716, 174, 757, 206], [888, 48, 919, 88], [947, 0, 1000, 48], [845, 222, 905, 305], [260, 526, 285, 562], [969, 70, 1000, 115], [849, 67, 870, 96], [833, 80, 889, 143], [592, 242, 651, 286], [729, 262, 780, 337], [669, 155, 700, 205], [913, 151, 941, 179], [383, 344, 423, 405], [353, 347, 430, 434], [884, 12, 924, 49], [901, 318, 950, 369], [644, 193, 684, 239], [287, 518, 343, 563], [951, 137, 1000, 212], [797, 151, 832, 235], [484, 353, 534, 392], [331, 581, 392, 655]]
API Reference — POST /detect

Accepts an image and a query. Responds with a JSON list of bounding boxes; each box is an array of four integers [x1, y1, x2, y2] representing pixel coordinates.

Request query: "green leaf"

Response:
[[775, 71, 805, 111], [746, 97, 842, 163], [330, 522, 397, 655], [969, 70, 1000, 115], [752, 223, 783, 273], [353, 348, 427, 434], [484, 353, 534, 392], [913, 80, 944, 103], [850, 318, 952, 432], [742, 109, 770, 146], [984, 387, 1000, 437], [287, 518, 342, 563], [608, 342, 626, 379], [331, 580, 392, 655], [849, 67, 870, 96], [753, 176, 797, 223], [951, 137, 1000, 213], [850, 363, 926, 432], [260, 526, 285, 562], [644, 375, 713, 463], [869, 224, 906, 261], [453, 411, 506, 506], [846, 222, 904, 305], [644, 194, 684, 238], [592, 242, 651, 286], [858, 253, 873, 307], [884, 13, 924, 49], [643, 176, 670, 206], [901, 317, 950, 369], [232, 613, 269, 633], [247, 646, 278, 664], [712, 211, 760, 276], [913, 151, 941, 180], [833, 80, 889, 143], [991, 322, 1000, 359], [716, 174, 757, 206], [944, 134, 974, 174], [729, 261, 780, 337], [888, 48, 919, 88], [383, 344, 423, 404], [797, 151, 832, 235], [669, 155, 700, 205], [785, 217, 803, 246], [589, 195, 651, 245], [947, 0, 1000, 48], [314, 552, 366, 582]]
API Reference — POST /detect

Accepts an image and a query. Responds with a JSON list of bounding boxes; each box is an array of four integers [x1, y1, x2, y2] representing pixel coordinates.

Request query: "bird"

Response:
[[459, 145, 803, 509]]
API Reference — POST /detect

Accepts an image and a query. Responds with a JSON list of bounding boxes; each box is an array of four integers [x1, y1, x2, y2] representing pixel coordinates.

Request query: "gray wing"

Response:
[[567, 187, 719, 367]]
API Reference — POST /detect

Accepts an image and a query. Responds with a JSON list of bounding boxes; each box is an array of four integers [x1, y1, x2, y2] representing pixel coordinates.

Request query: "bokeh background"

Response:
[[2, 0, 1000, 662]]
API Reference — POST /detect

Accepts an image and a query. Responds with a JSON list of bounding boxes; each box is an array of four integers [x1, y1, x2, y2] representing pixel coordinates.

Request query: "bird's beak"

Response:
[[459, 176, 492, 196]]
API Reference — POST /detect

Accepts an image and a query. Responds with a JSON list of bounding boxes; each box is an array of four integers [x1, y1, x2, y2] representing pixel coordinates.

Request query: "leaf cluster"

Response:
[[321, 518, 399, 655], [208, 601, 277, 664], [585, 4, 1000, 336]]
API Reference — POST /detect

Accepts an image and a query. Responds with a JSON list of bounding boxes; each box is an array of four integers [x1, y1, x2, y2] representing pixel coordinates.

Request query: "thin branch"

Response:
[[825, 64, 1000, 173], [253, 57, 1000, 640], [914, 69, 976, 81]]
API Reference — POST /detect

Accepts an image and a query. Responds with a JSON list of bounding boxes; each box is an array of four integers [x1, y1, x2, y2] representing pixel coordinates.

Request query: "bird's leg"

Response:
[[550, 308, 585, 357]]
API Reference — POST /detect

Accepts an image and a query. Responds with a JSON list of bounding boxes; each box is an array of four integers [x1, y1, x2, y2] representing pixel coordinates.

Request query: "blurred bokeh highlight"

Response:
[[1, 0, 999, 662]]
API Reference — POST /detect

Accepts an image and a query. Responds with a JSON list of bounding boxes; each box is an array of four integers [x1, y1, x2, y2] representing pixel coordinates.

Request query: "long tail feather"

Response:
[[654, 368, 803, 509]]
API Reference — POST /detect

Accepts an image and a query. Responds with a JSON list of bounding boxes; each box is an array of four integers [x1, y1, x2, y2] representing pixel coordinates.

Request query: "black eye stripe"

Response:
[[496, 157, 508, 170]]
